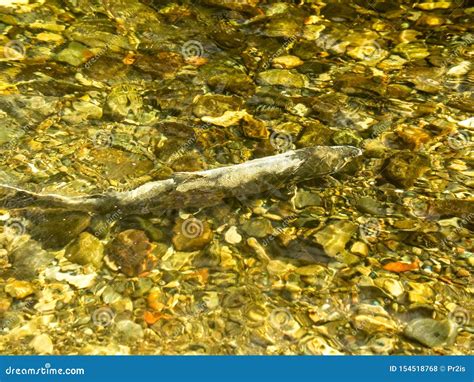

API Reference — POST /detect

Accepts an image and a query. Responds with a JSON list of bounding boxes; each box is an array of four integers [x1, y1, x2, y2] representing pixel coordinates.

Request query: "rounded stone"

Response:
[[404, 318, 457, 348]]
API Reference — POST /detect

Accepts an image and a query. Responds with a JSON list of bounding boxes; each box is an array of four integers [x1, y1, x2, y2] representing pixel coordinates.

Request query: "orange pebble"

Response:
[[144, 311, 171, 325], [185, 56, 208, 66], [147, 290, 165, 311], [383, 258, 420, 273], [123, 52, 137, 65]]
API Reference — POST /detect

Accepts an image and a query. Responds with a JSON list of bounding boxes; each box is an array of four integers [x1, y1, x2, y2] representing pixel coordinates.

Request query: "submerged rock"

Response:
[[106, 229, 159, 276], [293, 190, 322, 209], [404, 319, 457, 348], [5, 279, 34, 299], [9, 240, 54, 280], [114, 320, 144, 344], [201, 0, 260, 12], [382, 151, 430, 188], [353, 304, 398, 334], [241, 218, 274, 238], [65, 232, 104, 268], [272, 55, 304, 69], [29, 333, 54, 354], [193, 94, 244, 118], [172, 218, 213, 251], [257, 70, 307, 88], [23, 210, 91, 250], [55, 41, 92, 66], [314, 220, 357, 259]]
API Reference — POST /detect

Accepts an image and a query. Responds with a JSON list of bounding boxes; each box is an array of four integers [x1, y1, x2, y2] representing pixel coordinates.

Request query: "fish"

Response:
[[0, 145, 362, 214]]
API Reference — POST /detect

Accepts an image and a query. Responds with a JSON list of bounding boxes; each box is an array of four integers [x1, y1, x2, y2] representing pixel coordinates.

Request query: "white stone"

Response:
[[30, 334, 54, 354], [458, 117, 474, 128], [224, 226, 242, 244]]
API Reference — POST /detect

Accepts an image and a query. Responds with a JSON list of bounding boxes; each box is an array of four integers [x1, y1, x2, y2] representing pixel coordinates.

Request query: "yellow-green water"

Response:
[[0, 0, 472, 355]]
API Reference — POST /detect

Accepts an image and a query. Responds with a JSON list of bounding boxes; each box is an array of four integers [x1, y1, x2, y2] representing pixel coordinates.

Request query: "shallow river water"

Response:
[[0, 0, 472, 355]]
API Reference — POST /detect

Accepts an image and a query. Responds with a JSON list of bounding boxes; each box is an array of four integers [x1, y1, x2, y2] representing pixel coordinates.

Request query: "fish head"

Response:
[[313, 145, 363, 175]]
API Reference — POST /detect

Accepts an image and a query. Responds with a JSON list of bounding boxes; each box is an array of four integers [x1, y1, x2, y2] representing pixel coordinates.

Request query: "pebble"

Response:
[[106, 229, 159, 276], [224, 226, 242, 244], [201, 0, 260, 12], [350, 241, 369, 257], [172, 219, 213, 251], [404, 318, 457, 348], [66, 232, 104, 268], [415, 2, 453, 10], [293, 190, 321, 209], [193, 94, 243, 118], [321, 2, 357, 21], [36, 32, 64, 43], [356, 197, 385, 216], [55, 41, 92, 66], [456, 268, 470, 278], [366, 336, 396, 354], [417, 14, 444, 27], [314, 220, 357, 258], [375, 278, 404, 297], [241, 218, 274, 238], [29, 334, 54, 354], [257, 69, 307, 88], [407, 282, 434, 304], [25, 209, 91, 250], [353, 314, 398, 334], [0, 297, 11, 313], [272, 55, 304, 69], [458, 117, 474, 128], [382, 151, 430, 188], [9, 240, 54, 280], [114, 320, 144, 344], [353, 304, 398, 334], [5, 280, 34, 299]]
